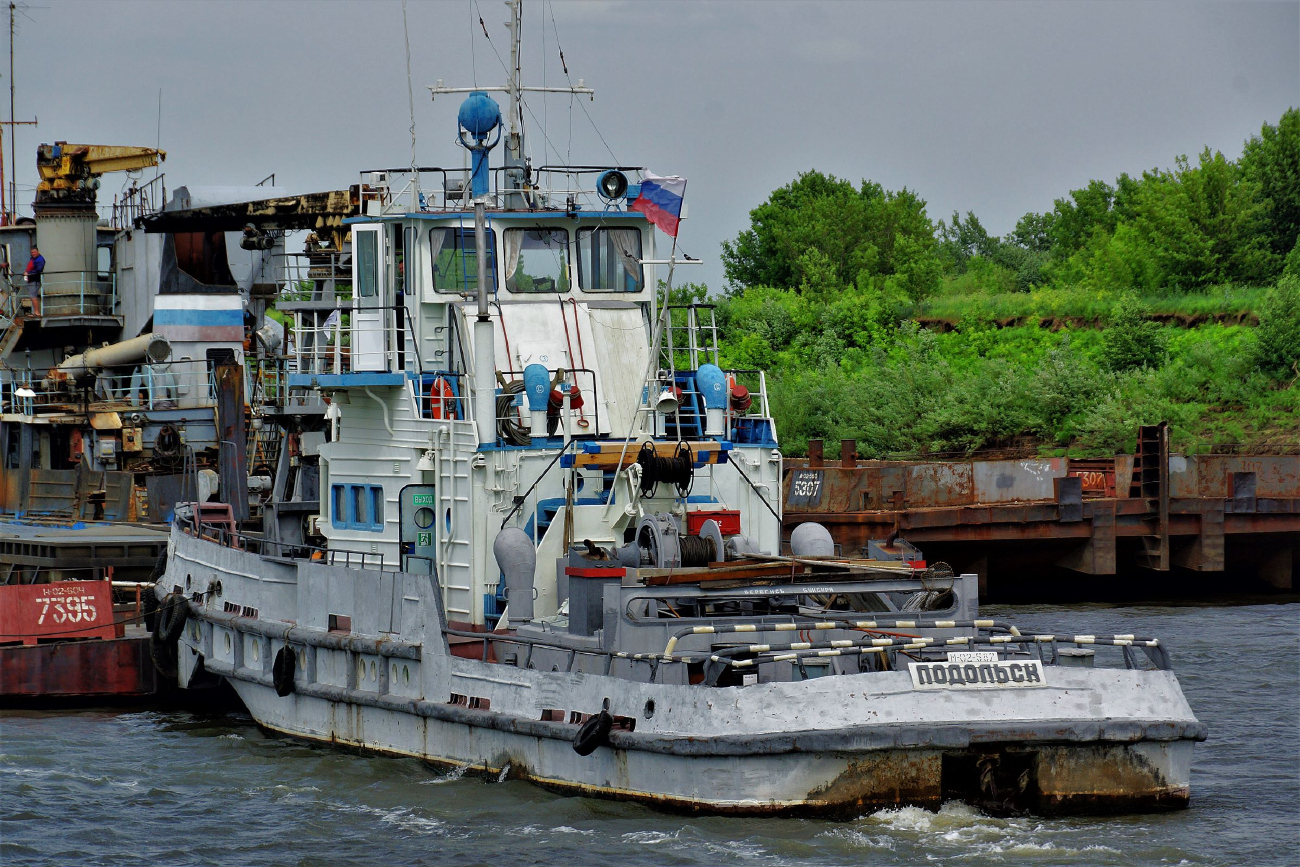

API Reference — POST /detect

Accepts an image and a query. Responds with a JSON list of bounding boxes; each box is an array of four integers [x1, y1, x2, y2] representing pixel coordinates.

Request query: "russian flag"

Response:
[[630, 171, 686, 238]]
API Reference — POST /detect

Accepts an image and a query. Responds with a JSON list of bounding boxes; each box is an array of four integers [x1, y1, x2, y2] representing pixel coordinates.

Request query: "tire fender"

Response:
[[273, 646, 297, 697], [158, 593, 188, 642], [572, 709, 613, 756]]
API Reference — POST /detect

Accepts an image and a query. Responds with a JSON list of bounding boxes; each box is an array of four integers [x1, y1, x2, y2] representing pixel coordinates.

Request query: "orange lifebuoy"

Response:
[[429, 377, 458, 420]]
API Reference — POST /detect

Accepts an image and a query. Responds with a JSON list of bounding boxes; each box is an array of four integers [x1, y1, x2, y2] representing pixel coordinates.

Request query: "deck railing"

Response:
[[0, 358, 218, 414], [356, 164, 648, 216], [18, 271, 118, 319], [292, 303, 425, 378]]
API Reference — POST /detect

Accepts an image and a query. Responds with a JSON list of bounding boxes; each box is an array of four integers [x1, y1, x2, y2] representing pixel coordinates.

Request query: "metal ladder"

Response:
[[247, 421, 283, 476], [662, 303, 720, 373], [0, 292, 23, 358], [437, 423, 476, 622], [1131, 423, 1170, 571]]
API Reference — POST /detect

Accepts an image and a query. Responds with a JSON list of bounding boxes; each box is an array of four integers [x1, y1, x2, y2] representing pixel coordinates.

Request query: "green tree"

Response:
[[937, 210, 1000, 273], [721, 170, 941, 297], [1255, 274, 1300, 377], [1048, 179, 1118, 258], [1240, 108, 1300, 265], [1009, 211, 1054, 253], [1126, 148, 1274, 288], [1100, 294, 1167, 371]]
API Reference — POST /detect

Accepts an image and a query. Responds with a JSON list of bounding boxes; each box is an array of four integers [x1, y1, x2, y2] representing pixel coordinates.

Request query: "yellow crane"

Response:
[[35, 142, 165, 209]]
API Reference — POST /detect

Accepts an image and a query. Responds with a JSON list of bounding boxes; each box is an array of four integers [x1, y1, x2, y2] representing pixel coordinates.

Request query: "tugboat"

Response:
[[154, 1, 1204, 816]]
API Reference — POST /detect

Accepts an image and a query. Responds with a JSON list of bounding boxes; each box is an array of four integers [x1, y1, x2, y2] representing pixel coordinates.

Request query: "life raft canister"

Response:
[[428, 376, 457, 419]]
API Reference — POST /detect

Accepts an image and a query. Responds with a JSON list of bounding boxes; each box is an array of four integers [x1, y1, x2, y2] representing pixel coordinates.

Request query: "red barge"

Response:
[[0, 577, 158, 703]]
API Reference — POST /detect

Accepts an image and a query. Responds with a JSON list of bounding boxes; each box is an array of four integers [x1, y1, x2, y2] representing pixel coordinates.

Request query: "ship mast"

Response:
[[429, 0, 592, 206]]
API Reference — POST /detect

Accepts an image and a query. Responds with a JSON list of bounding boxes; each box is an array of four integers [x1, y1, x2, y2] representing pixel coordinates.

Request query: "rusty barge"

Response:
[[784, 427, 1298, 600]]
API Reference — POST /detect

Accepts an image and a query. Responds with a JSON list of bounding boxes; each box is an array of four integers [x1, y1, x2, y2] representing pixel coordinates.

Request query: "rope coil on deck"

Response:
[[637, 441, 694, 498]]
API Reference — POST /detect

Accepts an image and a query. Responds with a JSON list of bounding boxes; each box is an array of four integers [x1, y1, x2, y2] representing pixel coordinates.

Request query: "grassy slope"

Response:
[[764, 284, 1298, 458]]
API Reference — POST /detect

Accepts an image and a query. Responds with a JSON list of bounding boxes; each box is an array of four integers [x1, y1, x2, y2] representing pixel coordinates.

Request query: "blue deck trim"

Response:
[[154, 308, 244, 326], [288, 373, 406, 388]]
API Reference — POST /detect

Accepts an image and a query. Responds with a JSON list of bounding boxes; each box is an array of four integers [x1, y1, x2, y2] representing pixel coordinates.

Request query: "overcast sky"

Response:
[[18, 0, 1300, 289]]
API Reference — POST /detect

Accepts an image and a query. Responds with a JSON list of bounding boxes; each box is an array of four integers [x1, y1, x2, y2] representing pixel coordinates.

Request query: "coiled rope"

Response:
[[637, 441, 694, 498], [678, 533, 716, 567], [496, 379, 531, 446]]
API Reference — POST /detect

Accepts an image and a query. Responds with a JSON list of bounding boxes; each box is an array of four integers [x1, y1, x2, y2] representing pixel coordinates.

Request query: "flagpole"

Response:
[[606, 181, 686, 518]]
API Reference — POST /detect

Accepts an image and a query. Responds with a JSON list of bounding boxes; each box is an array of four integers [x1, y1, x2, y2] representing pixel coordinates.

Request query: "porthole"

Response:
[[414, 507, 435, 529], [358, 659, 366, 681], [224, 632, 232, 653], [643, 699, 655, 719], [403, 665, 410, 684], [251, 641, 259, 662], [391, 663, 398, 682], [369, 660, 376, 681], [185, 574, 192, 591], [299, 650, 307, 670], [444, 508, 452, 532]]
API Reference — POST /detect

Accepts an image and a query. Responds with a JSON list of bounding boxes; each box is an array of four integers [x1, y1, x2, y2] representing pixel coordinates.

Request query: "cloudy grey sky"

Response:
[[18, 0, 1300, 289]]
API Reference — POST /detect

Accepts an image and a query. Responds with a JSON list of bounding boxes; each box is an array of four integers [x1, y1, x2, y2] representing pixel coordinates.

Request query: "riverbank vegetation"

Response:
[[700, 108, 1300, 457]]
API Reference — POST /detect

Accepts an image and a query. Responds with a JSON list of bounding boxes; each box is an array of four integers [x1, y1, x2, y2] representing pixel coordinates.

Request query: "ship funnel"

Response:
[[493, 527, 536, 626], [789, 522, 834, 558]]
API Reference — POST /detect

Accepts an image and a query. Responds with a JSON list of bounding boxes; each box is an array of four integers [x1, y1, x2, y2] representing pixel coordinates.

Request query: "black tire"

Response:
[[158, 593, 188, 643], [272, 646, 297, 697], [572, 710, 613, 756], [142, 589, 159, 633], [149, 626, 178, 681], [148, 547, 168, 581], [144, 548, 168, 632]]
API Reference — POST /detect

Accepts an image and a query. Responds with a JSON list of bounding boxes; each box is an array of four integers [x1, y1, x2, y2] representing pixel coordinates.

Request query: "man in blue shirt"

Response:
[[24, 245, 43, 315]]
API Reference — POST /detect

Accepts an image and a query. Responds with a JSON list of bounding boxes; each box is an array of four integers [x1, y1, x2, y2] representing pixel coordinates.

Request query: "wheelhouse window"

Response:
[[356, 230, 378, 297], [351, 485, 368, 528], [503, 227, 570, 294], [332, 483, 384, 531], [577, 227, 643, 292], [332, 484, 346, 529], [430, 227, 497, 294]]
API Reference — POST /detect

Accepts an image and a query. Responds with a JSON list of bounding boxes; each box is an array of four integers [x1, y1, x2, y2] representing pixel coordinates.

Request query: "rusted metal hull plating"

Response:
[[0, 637, 157, 701]]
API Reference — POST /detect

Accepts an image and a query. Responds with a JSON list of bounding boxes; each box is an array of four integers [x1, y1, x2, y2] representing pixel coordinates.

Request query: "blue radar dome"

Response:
[[458, 92, 501, 140]]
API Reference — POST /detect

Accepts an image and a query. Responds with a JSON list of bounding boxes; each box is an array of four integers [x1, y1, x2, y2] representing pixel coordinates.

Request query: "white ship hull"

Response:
[[164, 529, 1203, 816]]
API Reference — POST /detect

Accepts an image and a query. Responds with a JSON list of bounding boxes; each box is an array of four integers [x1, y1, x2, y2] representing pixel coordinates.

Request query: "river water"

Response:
[[2, 603, 1297, 867]]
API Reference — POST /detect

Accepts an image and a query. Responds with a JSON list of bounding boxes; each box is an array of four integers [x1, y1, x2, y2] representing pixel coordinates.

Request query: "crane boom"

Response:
[[35, 141, 165, 209]]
